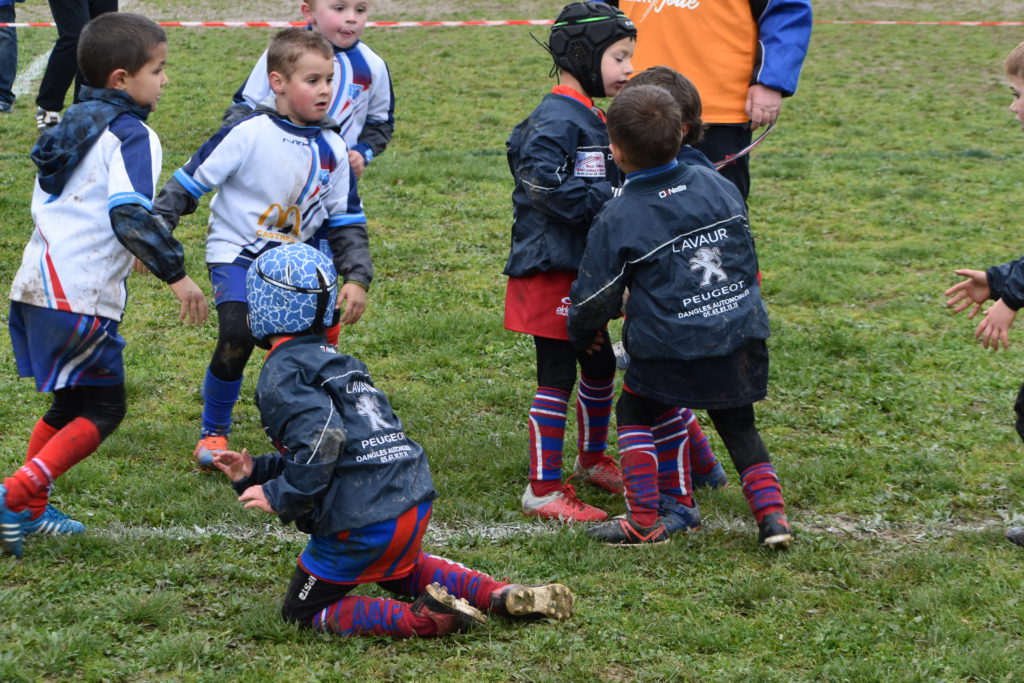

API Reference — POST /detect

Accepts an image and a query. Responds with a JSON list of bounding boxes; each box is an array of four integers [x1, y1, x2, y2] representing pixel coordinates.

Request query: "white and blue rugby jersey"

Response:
[[11, 115, 162, 321], [172, 112, 365, 266], [233, 40, 394, 161]]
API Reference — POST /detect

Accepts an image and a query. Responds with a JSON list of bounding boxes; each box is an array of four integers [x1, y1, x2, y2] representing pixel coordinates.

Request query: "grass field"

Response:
[[2, 0, 1024, 679]]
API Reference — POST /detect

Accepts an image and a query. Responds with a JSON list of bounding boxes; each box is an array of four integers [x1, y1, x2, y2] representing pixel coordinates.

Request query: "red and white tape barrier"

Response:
[[1, 19, 1023, 29]]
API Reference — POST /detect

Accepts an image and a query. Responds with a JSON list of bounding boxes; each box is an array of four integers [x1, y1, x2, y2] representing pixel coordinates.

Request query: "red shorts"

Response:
[[504, 270, 576, 341]]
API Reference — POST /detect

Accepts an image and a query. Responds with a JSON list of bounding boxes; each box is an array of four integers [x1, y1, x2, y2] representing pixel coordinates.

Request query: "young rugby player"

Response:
[[223, 0, 394, 179], [945, 41, 1024, 548], [568, 84, 792, 548], [503, 2, 634, 523], [0, 13, 208, 557], [210, 243, 574, 638], [153, 29, 372, 470]]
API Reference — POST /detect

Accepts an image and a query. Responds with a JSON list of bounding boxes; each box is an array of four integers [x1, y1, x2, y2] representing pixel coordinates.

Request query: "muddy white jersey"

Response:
[[11, 115, 162, 321]]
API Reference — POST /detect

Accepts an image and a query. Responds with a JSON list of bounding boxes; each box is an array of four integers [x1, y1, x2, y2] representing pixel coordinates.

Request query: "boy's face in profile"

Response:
[[301, 0, 369, 50], [270, 51, 334, 126], [117, 42, 169, 112], [1009, 74, 1024, 132], [601, 37, 635, 98]]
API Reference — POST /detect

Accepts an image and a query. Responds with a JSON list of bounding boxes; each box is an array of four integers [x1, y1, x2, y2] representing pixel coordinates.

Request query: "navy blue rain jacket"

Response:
[[231, 336, 437, 536], [569, 161, 769, 360], [504, 91, 619, 277]]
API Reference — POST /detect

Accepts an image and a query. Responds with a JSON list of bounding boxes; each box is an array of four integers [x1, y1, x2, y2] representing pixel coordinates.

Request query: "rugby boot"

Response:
[[410, 582, 488, 634], [490, 583, 574, 620]]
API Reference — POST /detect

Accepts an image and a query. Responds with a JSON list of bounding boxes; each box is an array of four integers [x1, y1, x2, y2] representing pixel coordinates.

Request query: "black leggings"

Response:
[[534, 335, 615, 393], [43, 383, 126, 439], [617, 392, 768, 474], [280, 565, 411, 627], [209, 301, 256, 381]]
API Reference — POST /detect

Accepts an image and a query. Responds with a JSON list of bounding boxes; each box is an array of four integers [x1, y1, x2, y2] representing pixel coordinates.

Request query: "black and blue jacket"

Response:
[[568, 160, 769, 360], [231, 336, 436, 536], [504, 89, 620, 277]]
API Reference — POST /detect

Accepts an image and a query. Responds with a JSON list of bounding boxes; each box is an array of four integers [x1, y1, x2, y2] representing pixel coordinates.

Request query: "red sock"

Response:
[[325, 322, 341, 346], [394, 553, 506, 612], [618, 427, 659, 528], [26, 418, 60, 461], [4, 417, 101, 515]]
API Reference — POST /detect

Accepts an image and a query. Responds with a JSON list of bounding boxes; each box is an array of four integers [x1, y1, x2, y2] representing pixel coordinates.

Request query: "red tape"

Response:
[[0, 19, 1022, 28]]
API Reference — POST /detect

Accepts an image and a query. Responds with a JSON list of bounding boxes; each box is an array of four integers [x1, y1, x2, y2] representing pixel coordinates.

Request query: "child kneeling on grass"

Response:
[[210, 243, 574, 637], [945, 40, 1024, 550], [567, 84, 792, 548]]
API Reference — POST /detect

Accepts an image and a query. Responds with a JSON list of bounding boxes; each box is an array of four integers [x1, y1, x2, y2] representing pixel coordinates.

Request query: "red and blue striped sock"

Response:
[[576, 375, 614, 468], [680, 408, 718, 476], [740, 462, 786, 522], [528, 386, 569, 496], [394, 553, 505, 611], [652, 409, 694, 508], [312, 595, 435, 638], [618, 426, 660, 528]]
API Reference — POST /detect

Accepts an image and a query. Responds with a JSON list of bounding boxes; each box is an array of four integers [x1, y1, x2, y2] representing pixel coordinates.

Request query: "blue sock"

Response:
[[201, 368, 243, 437]]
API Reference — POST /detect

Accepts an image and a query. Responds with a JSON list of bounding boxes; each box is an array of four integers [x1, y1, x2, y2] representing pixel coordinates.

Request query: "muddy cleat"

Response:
[[411, 582, 488, 635], [490, 583, 575, 621], [657, 494, 702, 534], [35, 107, 60, 132], [193, 435, 228, 470], [1006, 527, 1024, 548], [758, 510, 793, 549], [0, 485, 32, 558], [691, 462, 728, 490], [573, 456, 624, 494], [522, 481, 608, 523], [23, 504, 85, 536], [587, 514, 670, 546]]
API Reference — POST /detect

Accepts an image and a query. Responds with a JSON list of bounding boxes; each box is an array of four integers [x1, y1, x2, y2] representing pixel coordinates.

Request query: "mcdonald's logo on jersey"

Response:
[[256, 203, 302, 242]]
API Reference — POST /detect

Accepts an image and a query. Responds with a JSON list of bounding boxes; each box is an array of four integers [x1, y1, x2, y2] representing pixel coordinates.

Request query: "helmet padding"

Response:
[[549, 2, 636, 98]]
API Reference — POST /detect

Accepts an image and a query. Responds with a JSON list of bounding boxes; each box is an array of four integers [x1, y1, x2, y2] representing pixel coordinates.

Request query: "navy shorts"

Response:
[[209, 263, 249, 306], [9, 301, 125, 392]]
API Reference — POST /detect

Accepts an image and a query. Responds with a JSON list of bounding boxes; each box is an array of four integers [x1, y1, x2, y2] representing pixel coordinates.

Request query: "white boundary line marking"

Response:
[[12, 48, 50, 100]]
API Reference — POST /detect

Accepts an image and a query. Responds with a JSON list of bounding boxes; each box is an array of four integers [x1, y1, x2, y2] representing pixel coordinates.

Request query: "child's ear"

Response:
[[300, 3, 314, 23], [610, 142, 625, 167], [106, 67, 129, 91], [268, 70, 287, 94], [681, 123, 691, 139]]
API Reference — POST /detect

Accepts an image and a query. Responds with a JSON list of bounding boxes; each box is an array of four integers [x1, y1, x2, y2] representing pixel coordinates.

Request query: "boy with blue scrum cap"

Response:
[[209, 243, 574, 638], [0, 13, 208, 558]]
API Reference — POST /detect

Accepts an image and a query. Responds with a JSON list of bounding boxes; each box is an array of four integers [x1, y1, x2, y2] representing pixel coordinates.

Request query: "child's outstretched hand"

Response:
[[975, 298, 1016, 351], [337, 282, 366, 326], [169, 276, 209, 325], [945, 269, 991, 318], [211, 448, 253, 482], [238, 485, 277, 515]]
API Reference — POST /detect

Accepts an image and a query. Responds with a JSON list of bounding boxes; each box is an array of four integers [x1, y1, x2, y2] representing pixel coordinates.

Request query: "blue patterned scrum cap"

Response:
[[246, 243, 338, 343]]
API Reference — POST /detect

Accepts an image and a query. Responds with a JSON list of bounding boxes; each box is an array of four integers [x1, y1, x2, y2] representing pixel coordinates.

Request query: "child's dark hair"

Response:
[[606, 85, 682, 169], [77, 13, 167, 88], [267, 28, 333, 79], [1006, 41, 1024, 79], [623, 66, 705, 146]]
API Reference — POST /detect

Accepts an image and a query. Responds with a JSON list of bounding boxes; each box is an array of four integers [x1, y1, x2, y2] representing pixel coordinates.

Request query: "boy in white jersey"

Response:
[[0, 13, 208, 558], [223, 0, 394, 179], [154, 28, 372, 469]]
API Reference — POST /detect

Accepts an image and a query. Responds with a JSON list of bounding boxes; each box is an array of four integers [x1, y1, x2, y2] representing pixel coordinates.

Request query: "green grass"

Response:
[[3, 0, 1024, 679]]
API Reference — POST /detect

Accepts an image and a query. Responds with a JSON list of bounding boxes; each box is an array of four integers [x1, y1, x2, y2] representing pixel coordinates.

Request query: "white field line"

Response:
[[80, 511, 1024, 548], [12, 49, 50, 100]]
